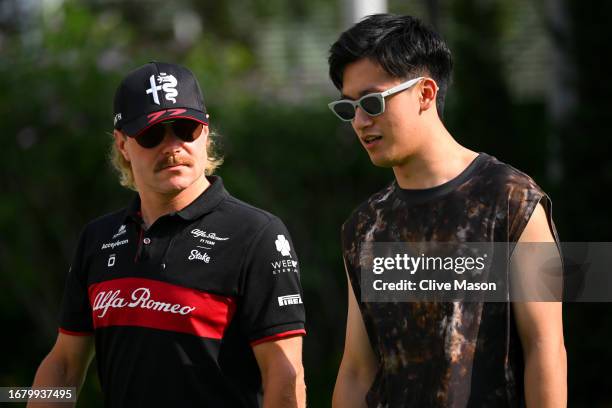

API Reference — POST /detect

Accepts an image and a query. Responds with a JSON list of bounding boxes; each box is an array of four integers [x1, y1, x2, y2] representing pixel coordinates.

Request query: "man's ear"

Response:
[[201, 124, 210, 146], [113, 129, 130, 162], [419, 78, 439, 112]]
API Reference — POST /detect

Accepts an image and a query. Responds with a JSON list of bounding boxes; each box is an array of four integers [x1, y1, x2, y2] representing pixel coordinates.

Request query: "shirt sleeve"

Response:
[[238, 217, 306, 346], [58, 226, 94, 336]]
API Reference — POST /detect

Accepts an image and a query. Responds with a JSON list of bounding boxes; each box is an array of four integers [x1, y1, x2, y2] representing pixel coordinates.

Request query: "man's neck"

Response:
[[138, 175, 211, 229], [392, 124, 478, 190]]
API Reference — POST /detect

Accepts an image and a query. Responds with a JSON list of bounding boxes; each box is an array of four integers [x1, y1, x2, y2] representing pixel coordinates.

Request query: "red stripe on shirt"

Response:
[[88, 277, 236, 339], [250, 329, 306, 346], [58, 328, 94, 336]]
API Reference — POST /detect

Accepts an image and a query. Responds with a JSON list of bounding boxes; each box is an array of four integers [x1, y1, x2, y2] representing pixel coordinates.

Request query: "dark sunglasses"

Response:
[[328, 77, 424, 122], [132, 119, 204, 148]]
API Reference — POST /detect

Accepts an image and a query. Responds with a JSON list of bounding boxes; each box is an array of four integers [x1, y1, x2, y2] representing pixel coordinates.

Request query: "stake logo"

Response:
[[188, 249, 210, 263]]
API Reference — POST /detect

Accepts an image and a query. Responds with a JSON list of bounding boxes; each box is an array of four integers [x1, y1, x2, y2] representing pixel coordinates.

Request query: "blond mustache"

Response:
[[154, 154, 193, 172]]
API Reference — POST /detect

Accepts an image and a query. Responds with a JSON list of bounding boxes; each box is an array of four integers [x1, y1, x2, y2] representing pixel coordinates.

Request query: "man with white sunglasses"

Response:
[[328, 14, 566, 408]]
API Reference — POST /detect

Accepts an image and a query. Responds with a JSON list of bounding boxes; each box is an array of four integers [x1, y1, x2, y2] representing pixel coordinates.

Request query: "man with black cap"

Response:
[[29, 62, 306, 408]]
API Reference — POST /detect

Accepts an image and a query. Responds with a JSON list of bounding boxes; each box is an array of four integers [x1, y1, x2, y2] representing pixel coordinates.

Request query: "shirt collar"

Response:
[[122, 176, 229, 224]]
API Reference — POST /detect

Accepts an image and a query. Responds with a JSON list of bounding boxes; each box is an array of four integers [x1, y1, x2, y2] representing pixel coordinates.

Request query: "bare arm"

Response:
[[253, 335, 305, 408], [28, 332, 95, 408], [332, 267, 377, 408], [513, 203, 567, 408]]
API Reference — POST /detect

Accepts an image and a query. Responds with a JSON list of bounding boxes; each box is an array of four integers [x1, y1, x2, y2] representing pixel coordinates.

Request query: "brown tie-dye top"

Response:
[[341, 153, 556, 408]]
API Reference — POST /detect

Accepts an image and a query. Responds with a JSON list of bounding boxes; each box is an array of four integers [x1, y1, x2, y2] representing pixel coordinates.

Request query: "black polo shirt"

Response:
[[59, 176, 306, 408]]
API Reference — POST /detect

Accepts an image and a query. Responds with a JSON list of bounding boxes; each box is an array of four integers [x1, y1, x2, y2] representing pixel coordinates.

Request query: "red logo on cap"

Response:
[[147, 109, 188, 124]]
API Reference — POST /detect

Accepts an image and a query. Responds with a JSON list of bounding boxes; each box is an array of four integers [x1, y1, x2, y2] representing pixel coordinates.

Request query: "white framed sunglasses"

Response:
[[328, 76, 425, 122]]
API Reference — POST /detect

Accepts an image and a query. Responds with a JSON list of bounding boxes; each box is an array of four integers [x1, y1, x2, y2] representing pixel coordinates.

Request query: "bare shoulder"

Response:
[[518, 203, 555, 243]]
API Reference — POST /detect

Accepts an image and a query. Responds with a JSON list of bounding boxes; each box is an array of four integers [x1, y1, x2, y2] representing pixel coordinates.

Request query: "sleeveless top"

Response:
[[341, 153, 557, 408]]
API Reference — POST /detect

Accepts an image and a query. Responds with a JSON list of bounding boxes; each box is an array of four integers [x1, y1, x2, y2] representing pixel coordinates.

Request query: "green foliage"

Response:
[[1, 0, 611, 406]]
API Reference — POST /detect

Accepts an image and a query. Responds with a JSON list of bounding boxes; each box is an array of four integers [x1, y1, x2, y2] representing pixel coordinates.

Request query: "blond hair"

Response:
[[109, 129, 223, 191]]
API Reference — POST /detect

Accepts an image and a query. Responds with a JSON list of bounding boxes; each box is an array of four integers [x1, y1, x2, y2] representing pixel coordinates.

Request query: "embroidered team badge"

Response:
[[145, 73, 179, 105]]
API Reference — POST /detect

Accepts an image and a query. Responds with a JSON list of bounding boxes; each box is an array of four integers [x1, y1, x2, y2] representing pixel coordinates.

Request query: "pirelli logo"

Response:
[[278, 294, 302, 307]]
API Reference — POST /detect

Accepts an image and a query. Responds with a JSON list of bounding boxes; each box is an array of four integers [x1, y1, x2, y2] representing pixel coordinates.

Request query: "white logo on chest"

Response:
[[190, 229, 229, 241], [92, 288, 196, 318], [188, 249, 210, 263], [190, 229, 229, 249], [101, 239, 128, 250], [112, 224, 126, 239]]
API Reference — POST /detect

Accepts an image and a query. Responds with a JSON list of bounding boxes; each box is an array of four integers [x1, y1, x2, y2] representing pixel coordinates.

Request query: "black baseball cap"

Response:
[[113, 62, 208, 137]]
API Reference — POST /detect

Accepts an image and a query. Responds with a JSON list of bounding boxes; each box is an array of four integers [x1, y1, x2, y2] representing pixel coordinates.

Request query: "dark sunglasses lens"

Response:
[[333, 102, 356, 121], [360, 95, 383, 115], [135, 124, 165, 148], [171, 119, 203, 142]]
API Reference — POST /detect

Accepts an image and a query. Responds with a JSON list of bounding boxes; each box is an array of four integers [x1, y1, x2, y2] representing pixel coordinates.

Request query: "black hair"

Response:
[[328, 14, 453, 114]]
